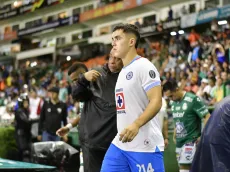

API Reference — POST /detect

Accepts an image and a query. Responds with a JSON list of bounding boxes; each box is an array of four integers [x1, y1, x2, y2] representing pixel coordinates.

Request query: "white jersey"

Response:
[[112, 56, 164, 152]]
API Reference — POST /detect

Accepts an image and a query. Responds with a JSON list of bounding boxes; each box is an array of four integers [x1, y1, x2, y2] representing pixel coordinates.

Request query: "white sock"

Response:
[[180, 170, 189, 172]]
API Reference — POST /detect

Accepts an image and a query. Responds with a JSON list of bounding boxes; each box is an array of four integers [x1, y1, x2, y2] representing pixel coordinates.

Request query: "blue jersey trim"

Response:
[[144, 81, 161, 92], [123, 55, 141, 69]]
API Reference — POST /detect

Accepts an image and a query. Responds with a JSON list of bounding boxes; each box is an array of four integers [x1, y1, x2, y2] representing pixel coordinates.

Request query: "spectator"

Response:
[[197, 78, 209, 98], [38, 87, 68, 142], [168, 6, 173, 21], [211, 77, 224, 104], [212, 43, 226, 64], [29, 87, 43, 141], [59, 80, 68, 103], [180, 5, 188, 16], [188, 29, 200, 47], [55, 68, 63, 81], [6, 72, 12, 87], [168, 38, 178, 56], [221, 71, 230, 97], [134, 19, 141, 28], [222, 61, 229, 73]]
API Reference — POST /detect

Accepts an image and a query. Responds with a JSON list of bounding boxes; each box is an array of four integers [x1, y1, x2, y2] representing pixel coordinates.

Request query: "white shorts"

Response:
[[176, 142, 196, 164]]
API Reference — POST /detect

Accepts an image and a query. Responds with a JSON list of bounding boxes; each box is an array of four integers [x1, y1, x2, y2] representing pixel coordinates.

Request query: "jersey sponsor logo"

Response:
[[173, 112, 184, 118], [176, 106, 181, 111], [184, 143, 196, 161], [116, 92, 126, 113], [126, 71, 133, 80], [149, 70, 156, 79], [176, 121, 187, 138], [182, 103, 188, 110], [200, 109, 209, 115], [176, 122, 184, 134], [116, 88, 123, 92], [185, 147, 193, 160], [184, 97, 193, 102]]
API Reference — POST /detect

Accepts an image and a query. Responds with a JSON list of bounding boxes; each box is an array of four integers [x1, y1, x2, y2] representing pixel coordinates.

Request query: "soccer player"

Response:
[[163, 80, 210, 172], [191, 95, 230, 172], [101, 24, 164, 172], [56, 62, 88, 138]]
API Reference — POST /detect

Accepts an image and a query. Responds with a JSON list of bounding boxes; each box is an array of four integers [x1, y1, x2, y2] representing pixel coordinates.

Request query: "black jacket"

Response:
[[38, 100, 67, 135], [15, 108, 31, 135], [72, 64, 118, 150]]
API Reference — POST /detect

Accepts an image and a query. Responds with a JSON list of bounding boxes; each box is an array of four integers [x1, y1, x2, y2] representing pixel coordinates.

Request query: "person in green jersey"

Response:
[[163, 80, 210, 172], [56, 62, 87, 172]]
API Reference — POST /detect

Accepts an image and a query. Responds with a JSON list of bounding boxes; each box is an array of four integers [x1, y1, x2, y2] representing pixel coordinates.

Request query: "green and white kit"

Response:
[[170, 92, 209, 164]]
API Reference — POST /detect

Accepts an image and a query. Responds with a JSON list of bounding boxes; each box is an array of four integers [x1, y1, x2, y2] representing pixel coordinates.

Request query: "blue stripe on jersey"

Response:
[[123, 55, 141, 69], [144, 81, 161, 92]]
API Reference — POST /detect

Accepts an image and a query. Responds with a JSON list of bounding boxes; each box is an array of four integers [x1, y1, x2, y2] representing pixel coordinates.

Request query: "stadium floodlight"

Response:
[[218, 20, 227, 25], [30, 62, 37, 67], [178, 30, 184, 34], [14, 1, 18, 7], [67, 56, 71, 61], [170, 31, 177, 36]]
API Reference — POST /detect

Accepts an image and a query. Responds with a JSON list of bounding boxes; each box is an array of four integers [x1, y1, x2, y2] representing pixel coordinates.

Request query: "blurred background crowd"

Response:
[[1, 23, 230, 125], [0, 0, 229, 171]]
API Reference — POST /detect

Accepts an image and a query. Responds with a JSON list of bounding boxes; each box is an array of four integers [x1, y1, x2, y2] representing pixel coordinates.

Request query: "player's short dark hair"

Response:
[[113, 24, 140, 49], [162, 80, 178, 92], [68, 62, 88, 76]]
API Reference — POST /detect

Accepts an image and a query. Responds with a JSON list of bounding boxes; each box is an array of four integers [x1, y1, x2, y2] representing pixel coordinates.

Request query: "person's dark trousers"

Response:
[[15, 129, 31, 162], [42, 131, 61, 141], [81, 144, 107, 172]]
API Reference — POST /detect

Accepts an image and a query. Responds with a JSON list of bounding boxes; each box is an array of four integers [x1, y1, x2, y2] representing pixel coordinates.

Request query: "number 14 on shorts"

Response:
[[136, 163, 154, 172]]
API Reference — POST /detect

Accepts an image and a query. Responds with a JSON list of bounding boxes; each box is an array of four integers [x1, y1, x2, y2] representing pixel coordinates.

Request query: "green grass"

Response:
[[164, 133, 179, 172]]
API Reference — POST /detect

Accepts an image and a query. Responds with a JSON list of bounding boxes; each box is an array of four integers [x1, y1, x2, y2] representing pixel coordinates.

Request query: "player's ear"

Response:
[[129, 37, 136, 47]]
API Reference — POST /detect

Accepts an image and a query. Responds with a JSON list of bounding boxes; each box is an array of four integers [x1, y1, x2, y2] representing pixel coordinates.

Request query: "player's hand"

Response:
[[56, 127, 69, 137], [195, 137, 201, 144], [173, 135, 176, 144], [84, 70, 101, 82], [119, 122, 140, 143], [62, 135, 68, 143], [164, 139, 169, 149], [37, 135, 42, 141]]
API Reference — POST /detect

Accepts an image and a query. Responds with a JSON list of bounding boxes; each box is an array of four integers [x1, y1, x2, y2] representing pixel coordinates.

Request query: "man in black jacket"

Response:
[[38, 87, 68, 142], [57, 52, 123, 172]]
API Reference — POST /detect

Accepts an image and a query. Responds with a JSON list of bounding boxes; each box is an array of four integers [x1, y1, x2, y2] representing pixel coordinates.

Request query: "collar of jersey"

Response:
[[123, 55, 141, 69]]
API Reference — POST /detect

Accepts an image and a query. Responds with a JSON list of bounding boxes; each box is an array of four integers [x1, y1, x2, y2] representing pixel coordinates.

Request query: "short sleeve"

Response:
[[193, 96, 209, 118], [139, 59, 161, 92]]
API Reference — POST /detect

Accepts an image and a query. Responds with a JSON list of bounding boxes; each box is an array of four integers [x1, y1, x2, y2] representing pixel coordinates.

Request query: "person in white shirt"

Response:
[[29, 88, 43, 140], [101, 24, 164, 172]]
